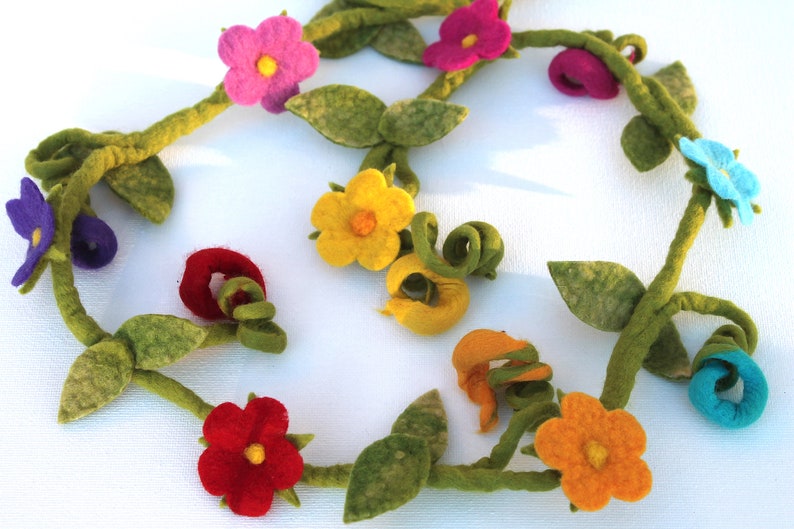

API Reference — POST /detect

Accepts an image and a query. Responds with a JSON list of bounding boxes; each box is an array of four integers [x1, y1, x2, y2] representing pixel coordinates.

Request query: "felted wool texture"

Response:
[[179, 248, 266, 321], [688, 350, 768, 429], [548, 48, 619, 99], [381, 253, 469, 335]]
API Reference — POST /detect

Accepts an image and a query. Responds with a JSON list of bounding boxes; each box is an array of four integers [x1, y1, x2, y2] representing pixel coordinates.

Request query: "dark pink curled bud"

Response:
[[548, 48, 619, 100]]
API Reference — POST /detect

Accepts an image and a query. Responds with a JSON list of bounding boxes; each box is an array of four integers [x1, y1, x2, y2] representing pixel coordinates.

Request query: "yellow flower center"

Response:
[[585, 440, 609, 470], [461, 34, 478, 49], [31, 227, 42, 248], [243, 443, 266, 465], [350, 209, 377, 237], [256, 55, 278, 78]]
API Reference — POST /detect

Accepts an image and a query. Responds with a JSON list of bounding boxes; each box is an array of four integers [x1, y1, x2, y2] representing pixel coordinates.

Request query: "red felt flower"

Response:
[[179, 247, 266, 320], [198, 397, 304, 517]]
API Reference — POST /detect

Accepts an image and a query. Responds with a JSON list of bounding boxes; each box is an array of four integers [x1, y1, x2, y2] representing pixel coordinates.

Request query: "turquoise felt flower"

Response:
[[679, 137, 760, 225]]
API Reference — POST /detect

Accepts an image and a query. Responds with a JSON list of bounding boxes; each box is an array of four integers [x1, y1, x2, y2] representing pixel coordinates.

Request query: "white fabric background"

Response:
[[1, 1, 792, 527]]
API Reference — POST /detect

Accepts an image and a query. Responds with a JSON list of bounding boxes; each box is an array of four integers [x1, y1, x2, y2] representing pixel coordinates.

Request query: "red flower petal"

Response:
[[261, 436, 304, 490], [198, 446, 248, 496], [179, 247, 266, 320], [245, 397, 290, 440], [225, 466, 275, 517], [202, 402, 250, 452]]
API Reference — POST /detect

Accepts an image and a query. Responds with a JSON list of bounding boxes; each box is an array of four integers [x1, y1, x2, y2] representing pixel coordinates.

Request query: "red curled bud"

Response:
[[548, 48, 619, 100], [179, 247, 266, 320]]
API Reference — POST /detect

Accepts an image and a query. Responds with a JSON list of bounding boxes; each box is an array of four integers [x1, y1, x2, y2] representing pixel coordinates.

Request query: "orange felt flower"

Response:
[[452, 329, 553, 432], [534, 392, 652, 511]]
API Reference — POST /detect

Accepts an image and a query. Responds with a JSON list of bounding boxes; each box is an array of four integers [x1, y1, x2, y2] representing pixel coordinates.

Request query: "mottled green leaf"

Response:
[[104, 156, 174, 224], [621, 115, 673, 172], [58, 340, 135, 423], [115, 314, 208, 370], [343, 434, 431, 523], [371, 21, 426, 64], [548, 261, 646, 332], [285, 85, 386, 148], [653, 61, 697, 115], [644, 321, 692, 380], [237, 319, 288, 353], [391, 389, 448, 462], [310, 0, 380, 58], [379, 99, 468, 147]]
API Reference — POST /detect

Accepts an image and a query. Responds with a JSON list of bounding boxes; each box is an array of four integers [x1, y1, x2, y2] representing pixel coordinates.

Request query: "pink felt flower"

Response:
[[423, 0, 512, 72], [548, 48, 619, 100], [218, 16, 319, 113]]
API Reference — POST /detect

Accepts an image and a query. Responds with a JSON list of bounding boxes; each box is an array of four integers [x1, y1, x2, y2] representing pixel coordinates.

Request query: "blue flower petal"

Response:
[[679, 137, 711, 167], [689, 350, 768, 429], [6, 178, 56, 286], [727, 162, 761, 200], [695, 138, 736, 169], [71, 214, 118, 269]]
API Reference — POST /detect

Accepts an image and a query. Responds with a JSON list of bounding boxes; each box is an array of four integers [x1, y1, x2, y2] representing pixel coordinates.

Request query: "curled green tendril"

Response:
[[410, 212, 504, 280]]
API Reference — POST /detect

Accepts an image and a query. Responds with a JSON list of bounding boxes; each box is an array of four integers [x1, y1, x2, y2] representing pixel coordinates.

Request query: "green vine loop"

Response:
[[410, 212, 505, 279], [511, 29, 700, 142]]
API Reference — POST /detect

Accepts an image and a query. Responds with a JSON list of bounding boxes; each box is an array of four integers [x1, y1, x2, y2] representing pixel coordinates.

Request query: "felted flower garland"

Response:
[[5, 0, 769, 522]]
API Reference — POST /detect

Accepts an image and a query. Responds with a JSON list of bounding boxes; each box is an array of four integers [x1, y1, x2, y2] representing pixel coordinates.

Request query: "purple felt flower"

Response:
[[679, 137, 760, 225], [422, 0, 512, 72], [548, 48, 619, 100], [218, 16, 319, 113], [6, 178, 55, 287], [71, 214, 118, 269]]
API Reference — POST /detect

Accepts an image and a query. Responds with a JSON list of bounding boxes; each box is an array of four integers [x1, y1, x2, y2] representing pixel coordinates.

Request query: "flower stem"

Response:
[[300, 463, 561, 493], [510, 29, 700, 141], [132, 369, 215, 420], [600, 187, 711, 410]]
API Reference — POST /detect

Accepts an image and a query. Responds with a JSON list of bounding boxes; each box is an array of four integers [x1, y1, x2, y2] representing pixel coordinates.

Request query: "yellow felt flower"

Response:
[[381, 253, 469, 335], [311, 168, 415, 271], [534, 392, 652, 511]]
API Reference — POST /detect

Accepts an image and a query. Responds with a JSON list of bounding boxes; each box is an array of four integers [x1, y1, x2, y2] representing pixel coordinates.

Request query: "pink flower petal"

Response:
[[218, 25, 260, 68]]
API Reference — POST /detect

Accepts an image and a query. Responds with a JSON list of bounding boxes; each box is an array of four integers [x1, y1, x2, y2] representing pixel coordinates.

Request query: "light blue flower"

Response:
[[679, 137, 760, 225]]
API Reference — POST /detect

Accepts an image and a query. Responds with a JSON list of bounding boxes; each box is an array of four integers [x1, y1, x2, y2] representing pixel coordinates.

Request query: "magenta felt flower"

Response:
[[422, 0, 512, 72], [218, 16, 319, 113]]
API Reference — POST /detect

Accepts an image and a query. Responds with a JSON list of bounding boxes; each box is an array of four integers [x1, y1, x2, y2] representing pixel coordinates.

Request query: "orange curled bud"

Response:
[[452, 329, 552, 432]]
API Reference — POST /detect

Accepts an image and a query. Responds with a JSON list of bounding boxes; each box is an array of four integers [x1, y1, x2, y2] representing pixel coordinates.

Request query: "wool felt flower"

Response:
[[452, 329, 553, 432], [311, 168, 415, 271], [422, 0, 512, 72], [548, 48, 619, 99], [679, 137, 760, 225], [70, 214, 118, 269], [179, 248, 266, 320], [198, 397, 304, 517], [689, 350, 768, 429], [534, 392, 652, 511], [218, 16, 320, 113], [6, 178, 56, 287]]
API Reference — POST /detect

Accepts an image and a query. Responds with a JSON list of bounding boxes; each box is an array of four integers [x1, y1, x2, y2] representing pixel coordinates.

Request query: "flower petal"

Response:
[[223, 68, 271, 106], [198, 446, 248, 496], [203, 402, 250, 451], [225, 466, 275, 517], [261, 436, 304, 490], [315, 231, 361, 267], [679, 137, 711, 167], [560, 465, 612, 511], [218, 25, 260, 67], [245, 397, 290, 440], [605, 458, 653, 504], [356, 229, 401, 271]]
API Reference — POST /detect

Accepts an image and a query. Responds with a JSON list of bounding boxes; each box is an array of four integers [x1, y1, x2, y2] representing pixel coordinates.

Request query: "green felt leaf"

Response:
[[58, 340, 135, 423], [285, 85, 386, 148], [548, 261, 646, 332], [237, 319, 288, 353], [343, 433, 431, 523], [104, 156, 174, 224], [621, 115, 674, 172], [276, 488, 301, 508], [371, 21, 427, 64], [310, 0, 380, 58], [115, 314, 208, 370], [378, 99, 468, 147], [652, 61, 697, 115], [644, 321, 692, 380], [286, 433, 315, 451], [390, 389, 448, 463]]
